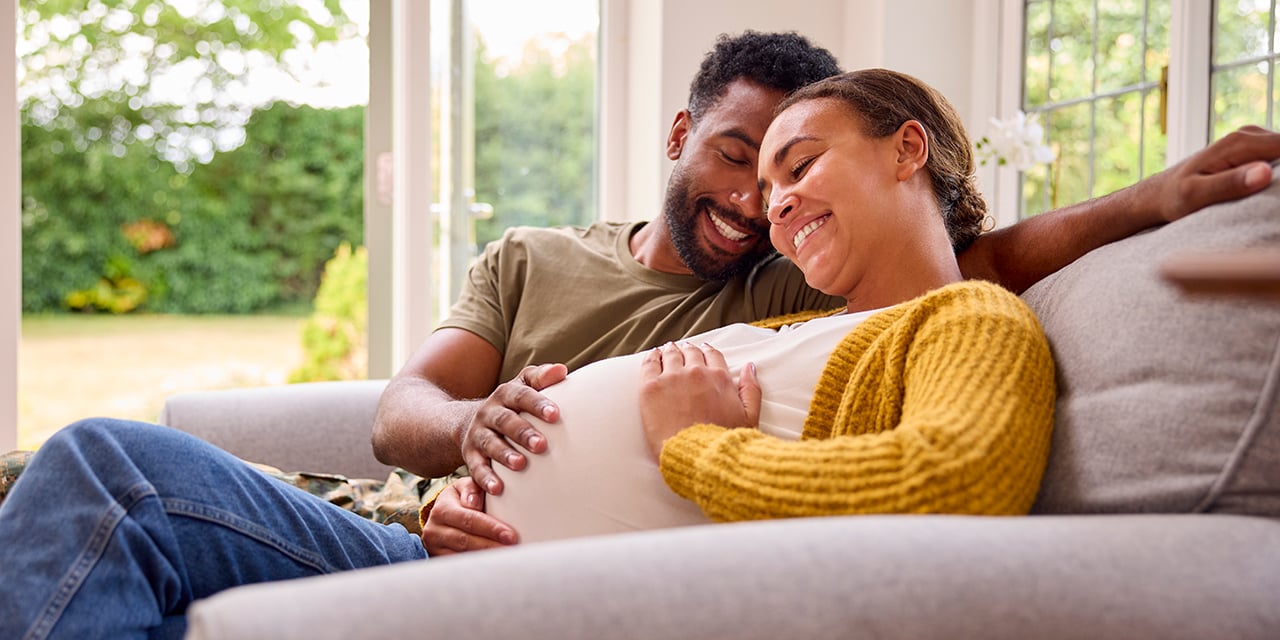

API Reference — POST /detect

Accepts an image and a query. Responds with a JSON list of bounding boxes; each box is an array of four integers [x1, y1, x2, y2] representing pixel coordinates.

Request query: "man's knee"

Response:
[[55, 417, 152, 446], [41, 418, 174, 469]]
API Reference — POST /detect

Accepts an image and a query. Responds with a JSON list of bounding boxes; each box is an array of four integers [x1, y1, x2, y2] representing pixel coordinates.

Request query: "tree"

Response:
[[20, 0, 356, 170], [20, 1, 365, 313], [473, 36, 597, 247], [21, 103, 364, 314]]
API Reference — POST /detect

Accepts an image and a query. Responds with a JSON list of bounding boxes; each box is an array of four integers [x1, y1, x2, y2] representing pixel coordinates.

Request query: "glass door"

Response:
[[428, 0, 600, 323]]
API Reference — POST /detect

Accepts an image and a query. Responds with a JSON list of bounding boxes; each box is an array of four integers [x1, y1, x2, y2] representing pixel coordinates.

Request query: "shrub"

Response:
[[289, 243, 368, 383], [21, 103, 364, 314]]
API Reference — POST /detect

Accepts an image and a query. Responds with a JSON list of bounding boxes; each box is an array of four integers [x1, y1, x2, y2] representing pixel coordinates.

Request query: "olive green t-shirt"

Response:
[[440, 221, 844, 381]]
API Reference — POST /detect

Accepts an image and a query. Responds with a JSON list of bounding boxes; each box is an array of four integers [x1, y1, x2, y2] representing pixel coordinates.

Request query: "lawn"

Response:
[[19, 314, 306, 450]]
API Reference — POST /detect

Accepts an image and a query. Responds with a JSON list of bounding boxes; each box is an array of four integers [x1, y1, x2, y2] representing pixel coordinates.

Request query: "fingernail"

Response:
[[499, 530, 515, 545], [1247, 163, 1271, 187], [529, 434, 545, 450], [485, 479, 498, 493], [464, 492, 479, 508], [506, 452, 521, 466], [540, 403, 554, 420]]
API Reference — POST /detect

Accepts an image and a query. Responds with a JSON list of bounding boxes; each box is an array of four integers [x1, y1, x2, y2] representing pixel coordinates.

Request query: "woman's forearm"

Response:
[[658, 282, 1056, 521]]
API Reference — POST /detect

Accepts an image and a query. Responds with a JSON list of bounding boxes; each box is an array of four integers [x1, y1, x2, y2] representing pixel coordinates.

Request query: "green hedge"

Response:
[[21, 103, 364, 314]]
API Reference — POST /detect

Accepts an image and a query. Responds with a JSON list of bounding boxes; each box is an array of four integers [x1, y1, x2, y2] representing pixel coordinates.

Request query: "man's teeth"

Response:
[[710, 213, 749, 241], [793, 217, 827, 250]]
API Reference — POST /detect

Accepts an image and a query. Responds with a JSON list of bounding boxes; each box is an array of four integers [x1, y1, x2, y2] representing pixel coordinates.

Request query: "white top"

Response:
[[486, 307, 879, 543]]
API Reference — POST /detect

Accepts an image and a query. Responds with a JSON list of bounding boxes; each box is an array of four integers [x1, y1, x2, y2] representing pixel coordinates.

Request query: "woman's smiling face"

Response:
[[758, 98, 906, 301]]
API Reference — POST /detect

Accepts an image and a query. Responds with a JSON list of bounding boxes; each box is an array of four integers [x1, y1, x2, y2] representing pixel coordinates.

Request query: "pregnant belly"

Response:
[[485, 353, 713, 544]]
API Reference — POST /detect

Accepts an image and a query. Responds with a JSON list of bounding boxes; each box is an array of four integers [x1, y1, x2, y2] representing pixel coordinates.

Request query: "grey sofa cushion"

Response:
[[158, 380, 393, 479], [186, 514, 1280, 640], [1022, 176, 1280, 516]]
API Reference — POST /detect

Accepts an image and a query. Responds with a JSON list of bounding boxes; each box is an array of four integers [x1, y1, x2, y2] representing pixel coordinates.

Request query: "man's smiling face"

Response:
[[662, 79, 786, 282]]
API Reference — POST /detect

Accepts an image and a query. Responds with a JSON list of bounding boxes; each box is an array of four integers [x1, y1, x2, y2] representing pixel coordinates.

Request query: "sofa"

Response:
[[163, 176, 1280, 639]]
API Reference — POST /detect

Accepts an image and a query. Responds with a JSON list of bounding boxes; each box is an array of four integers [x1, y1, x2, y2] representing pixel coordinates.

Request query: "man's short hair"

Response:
[[687, 30, 842, 122]]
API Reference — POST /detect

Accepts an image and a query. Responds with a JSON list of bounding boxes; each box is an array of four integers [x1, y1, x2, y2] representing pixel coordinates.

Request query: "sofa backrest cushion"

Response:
[[1021, 174, 1280, 516]]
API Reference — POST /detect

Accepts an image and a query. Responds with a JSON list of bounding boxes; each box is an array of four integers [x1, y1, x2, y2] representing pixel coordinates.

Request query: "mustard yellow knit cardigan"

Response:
[[658, 279, 1057, 521]]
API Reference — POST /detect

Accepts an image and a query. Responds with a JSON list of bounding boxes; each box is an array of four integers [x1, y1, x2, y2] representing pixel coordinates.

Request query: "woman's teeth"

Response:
[[710, 212, 749, 241], [793, 216, 827, 250]]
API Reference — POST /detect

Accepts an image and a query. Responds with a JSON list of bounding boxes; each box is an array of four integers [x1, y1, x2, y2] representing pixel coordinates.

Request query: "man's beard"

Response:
[[663, 169, 775, 283]]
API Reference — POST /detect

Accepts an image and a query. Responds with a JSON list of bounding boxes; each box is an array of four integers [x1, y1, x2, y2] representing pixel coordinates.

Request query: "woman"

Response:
[[431, 69, 1056, 547]]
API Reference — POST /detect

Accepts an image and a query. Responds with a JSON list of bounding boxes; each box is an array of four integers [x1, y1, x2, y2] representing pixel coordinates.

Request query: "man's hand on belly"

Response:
[[459, 363, 567, 495]]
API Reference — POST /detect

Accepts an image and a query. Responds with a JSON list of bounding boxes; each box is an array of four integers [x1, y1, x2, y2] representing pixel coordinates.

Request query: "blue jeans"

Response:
[[0, 418, 427, 639]]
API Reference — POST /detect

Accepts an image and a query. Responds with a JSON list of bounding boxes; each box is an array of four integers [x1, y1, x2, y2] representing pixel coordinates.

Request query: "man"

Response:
[[372, 29, 1280, 539]]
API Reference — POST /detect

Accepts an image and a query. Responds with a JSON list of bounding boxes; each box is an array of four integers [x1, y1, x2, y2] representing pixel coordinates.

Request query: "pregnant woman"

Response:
[[430, 68, 1058, 546]]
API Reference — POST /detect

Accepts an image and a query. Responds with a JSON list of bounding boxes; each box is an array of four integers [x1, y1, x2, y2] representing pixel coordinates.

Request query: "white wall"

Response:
[[610, 0, 988, 222], [880, 1, 978, 131]]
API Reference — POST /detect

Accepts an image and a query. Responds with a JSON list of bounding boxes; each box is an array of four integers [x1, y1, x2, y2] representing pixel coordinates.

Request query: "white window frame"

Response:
[[365, 0, 440, 378], [1167, 0, 1212, 163], [2, 0, 18, 453]]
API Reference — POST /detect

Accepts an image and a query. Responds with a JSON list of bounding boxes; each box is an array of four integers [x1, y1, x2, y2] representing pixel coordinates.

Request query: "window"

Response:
[[1212, 0, 1280, 136], [429, 0, 599, 317], [1007, 0, 1275, 218], [1020, 0, 1172, 216]]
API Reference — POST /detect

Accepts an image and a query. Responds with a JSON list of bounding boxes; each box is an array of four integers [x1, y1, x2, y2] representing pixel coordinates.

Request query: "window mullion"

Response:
[[1167, 0, 1212, 162], [1270, 0, 1276, 129], [1139, 0, 1149, 178], [389, 0, 437, 371]]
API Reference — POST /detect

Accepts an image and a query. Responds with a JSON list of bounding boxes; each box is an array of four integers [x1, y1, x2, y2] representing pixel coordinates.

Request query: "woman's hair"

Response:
[[777, 69, 989, 252]]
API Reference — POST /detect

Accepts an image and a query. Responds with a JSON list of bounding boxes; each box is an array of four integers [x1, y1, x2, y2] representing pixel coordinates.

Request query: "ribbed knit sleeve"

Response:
[[658, 280, 1056, 522]]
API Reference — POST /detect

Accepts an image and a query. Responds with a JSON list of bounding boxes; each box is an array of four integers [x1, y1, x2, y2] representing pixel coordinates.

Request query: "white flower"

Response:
[[975, 111, 1057, 171]]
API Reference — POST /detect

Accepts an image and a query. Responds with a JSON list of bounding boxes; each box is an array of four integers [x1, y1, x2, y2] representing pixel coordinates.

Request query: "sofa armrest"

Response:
[[158, 380, 393, 480], [185, 513, 1280, 640]]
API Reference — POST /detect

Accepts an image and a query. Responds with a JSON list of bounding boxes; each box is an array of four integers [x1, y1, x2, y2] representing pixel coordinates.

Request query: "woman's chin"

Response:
[[799, 258, 843, 299], [803, 274, 844, 301]]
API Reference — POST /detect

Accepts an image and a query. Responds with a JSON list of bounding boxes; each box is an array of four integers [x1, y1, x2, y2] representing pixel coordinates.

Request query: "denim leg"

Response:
[[0, 418, 427, 640]]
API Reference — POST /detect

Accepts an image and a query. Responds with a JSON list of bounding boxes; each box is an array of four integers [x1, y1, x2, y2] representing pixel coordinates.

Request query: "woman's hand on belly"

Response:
[[421, 477, 519, 556], [639, 342, 762, 458]]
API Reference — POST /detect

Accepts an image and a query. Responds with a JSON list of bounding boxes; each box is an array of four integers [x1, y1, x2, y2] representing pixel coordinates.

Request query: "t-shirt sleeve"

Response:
[[437, 233, 517, 354]]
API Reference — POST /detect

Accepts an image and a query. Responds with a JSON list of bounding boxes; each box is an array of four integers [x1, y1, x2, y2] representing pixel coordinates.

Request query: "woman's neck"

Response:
[[842, 225, 964, 313]]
